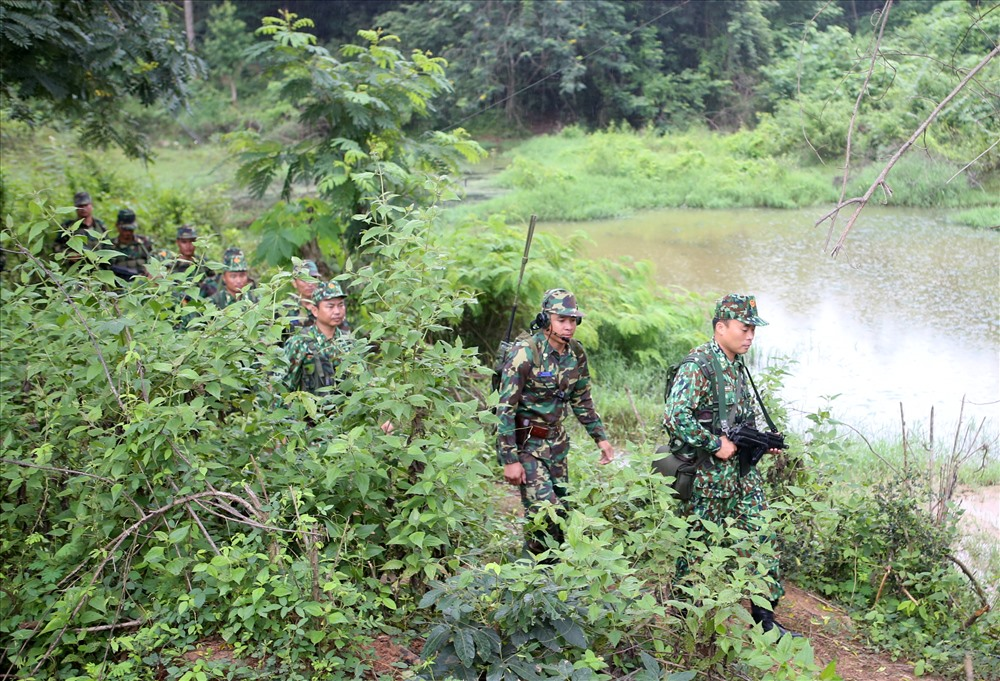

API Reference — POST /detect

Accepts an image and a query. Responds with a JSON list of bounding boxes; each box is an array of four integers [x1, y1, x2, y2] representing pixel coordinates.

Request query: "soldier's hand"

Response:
[[715, 436, 736, 460], [503, 462, 526, 486], [597, 439, 614, 464]]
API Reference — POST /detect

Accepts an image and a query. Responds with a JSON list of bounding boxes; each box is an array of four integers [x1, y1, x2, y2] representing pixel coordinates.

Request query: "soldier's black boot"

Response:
[[751, 603, 802, 639]]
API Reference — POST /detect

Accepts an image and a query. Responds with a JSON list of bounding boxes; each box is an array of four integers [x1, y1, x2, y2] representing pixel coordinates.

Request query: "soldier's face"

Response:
[[224, 270, 250, 295], [312, 297, 346, 329], [75, 204, 92, 220], [177, 238, 196, 258], [716, 319, 755, 358], [117, 228, 135, 244], [293, 278, 317, 299], [548, 314, 579, 340]]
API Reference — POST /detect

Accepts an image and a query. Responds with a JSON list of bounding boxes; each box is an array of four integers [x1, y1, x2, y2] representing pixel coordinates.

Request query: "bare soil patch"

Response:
[[780, 584, 946, 681]]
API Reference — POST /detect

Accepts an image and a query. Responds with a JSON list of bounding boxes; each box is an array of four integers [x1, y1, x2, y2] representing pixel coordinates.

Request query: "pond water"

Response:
[[542, 206, 1000, 437]]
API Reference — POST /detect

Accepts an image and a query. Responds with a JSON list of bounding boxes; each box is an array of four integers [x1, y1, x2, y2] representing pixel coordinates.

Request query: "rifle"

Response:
[[728, 423, 787, 477], [491, 215, 537, 393]]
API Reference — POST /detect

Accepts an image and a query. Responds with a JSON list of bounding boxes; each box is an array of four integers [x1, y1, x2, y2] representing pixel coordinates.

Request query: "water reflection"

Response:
[[544, 207, 1000, 436]]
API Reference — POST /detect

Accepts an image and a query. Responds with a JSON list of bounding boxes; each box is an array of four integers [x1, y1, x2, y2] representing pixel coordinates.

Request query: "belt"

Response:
[[515, 416, 557, 440]]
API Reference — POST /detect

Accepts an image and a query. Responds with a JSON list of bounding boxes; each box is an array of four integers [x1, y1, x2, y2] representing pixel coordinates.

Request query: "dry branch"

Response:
[[818, 42, 1000, 256]]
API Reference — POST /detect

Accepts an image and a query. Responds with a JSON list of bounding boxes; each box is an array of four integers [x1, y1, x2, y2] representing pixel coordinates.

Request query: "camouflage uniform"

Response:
[[55, 191, 106, 254], [158, 226, 218, 298], [282, 281, 354, 394], [496, 289, 609, 531], [210, 248, 258, 308], [663, 294, 784, 604], [109, 209, 153, 277], [282, 259, 319, 341]]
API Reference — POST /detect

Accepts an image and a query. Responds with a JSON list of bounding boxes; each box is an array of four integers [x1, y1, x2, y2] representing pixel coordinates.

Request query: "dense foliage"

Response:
[[2, 2, 997, 680], [0, 0, 200, 159]]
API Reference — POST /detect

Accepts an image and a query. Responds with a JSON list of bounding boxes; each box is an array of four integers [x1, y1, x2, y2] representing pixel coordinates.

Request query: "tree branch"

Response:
[[820, 41, 1000, 256]]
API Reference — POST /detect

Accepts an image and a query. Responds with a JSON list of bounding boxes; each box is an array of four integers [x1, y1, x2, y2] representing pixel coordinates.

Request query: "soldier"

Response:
[[281, 280, 351, 394], [109, 208, 154, 280], [159, 225, 217, 298], [496, 288, 615, 556], [210, 247, 257, 308], [284, 259, 319, 339], [55, 191, 106, 257], [662, 294, 798, 637], [282, 281, 393, 433]]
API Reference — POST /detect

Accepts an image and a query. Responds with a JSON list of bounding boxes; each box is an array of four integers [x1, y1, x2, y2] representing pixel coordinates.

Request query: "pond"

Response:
[[542, 206, 1000, 438]]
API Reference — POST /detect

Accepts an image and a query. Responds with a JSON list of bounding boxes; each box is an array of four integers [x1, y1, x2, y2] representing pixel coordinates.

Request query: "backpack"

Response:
[[653, 351, 725, 501], [491, 330, 585, 395]]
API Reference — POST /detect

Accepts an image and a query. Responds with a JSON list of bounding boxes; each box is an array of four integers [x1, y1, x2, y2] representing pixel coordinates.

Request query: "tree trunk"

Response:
[[184, 0, 195, 52]]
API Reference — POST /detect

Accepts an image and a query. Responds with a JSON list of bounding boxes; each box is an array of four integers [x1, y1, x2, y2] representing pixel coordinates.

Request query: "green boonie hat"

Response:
[[176, 225, 197, 240], [222, 247, 249, 272], [312, 281, 345, 302], [541, 288, 583, 319], [714, 294, 768, 326], [117, 208, 137, 229], [293, 260, 320, 278], [73, 191, 91, 207]]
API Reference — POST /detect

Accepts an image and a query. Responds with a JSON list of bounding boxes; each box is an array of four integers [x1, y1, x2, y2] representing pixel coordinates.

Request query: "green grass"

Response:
[[449, 126, 998, 223]]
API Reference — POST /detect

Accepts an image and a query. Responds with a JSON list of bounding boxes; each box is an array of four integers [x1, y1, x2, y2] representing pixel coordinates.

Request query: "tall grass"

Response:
[[452, 126, 997, 222]]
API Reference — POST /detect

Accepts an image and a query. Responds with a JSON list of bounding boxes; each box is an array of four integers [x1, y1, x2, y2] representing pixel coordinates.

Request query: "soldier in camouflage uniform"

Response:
[[55, 191, 106, 258], [109, 208, 154, 279], [282, 281, 393, 433], [496, 288, 615, 555], [210, 247, 258, 308], [281, 259, 319, 342], [158, 225, 218, 297], [281, 280, 353, 394], [663, 294, 798, 637]]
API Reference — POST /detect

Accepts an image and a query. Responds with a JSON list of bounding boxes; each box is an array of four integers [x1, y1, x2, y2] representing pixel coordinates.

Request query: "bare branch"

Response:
[[825, 0, 894, 250], [823, 42, 1000, 256]]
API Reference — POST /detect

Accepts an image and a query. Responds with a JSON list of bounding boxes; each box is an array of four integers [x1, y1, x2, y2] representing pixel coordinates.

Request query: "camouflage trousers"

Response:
[[677, 461, 784, 602], [517, 431, 570, 554]]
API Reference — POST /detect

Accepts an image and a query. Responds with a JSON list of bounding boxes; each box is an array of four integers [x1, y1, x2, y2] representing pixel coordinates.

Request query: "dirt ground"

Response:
[[778, 583, 947, 681]]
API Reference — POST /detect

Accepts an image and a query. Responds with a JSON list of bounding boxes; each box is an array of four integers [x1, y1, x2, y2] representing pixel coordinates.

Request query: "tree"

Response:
[[201, 0, 255, 105], [228, 11, 483, 266], [0, 0, 201, 159]]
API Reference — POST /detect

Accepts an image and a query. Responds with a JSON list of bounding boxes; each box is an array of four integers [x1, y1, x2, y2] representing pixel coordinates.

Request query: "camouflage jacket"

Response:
[[210, 286, 259, 309], [496, 330, 608, 465], [110, 235, 154, 274], [282, 326, 355, 394], [281, 294, 315, 338], [662, 339, 758, 497]]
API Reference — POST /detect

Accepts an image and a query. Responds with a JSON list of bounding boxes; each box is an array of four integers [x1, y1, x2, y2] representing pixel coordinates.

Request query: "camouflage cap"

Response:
[[541, 288, 583, 319], [312, 280, 346, 302], [292, 259, 320, 278], [73, 191, 92, 207], [222, 247, 249, 272], [117, 208, 137, 229], [714, 294, 768, 326], [176, 225, 197, 240]]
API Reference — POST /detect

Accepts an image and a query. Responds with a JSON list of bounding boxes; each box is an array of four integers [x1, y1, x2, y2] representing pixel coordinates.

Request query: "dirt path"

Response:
[[780, 584, 946, 681]]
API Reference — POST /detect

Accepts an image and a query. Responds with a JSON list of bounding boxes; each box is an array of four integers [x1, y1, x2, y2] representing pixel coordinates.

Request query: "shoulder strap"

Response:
[[664, 352, 713, 403], [739, 362, 778, 432]]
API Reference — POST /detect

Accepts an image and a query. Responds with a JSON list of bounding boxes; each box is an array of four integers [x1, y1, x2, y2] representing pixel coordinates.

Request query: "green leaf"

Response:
[[422, 623, 452, 657], [167, 525, 190, 543], [665, 672, 697, 681], [453, 628, 476, 668]]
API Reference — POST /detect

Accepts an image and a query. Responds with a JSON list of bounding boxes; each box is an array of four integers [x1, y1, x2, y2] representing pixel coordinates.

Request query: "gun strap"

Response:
[[709, 354, 741, 434], [740, 363, 778, 432]]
